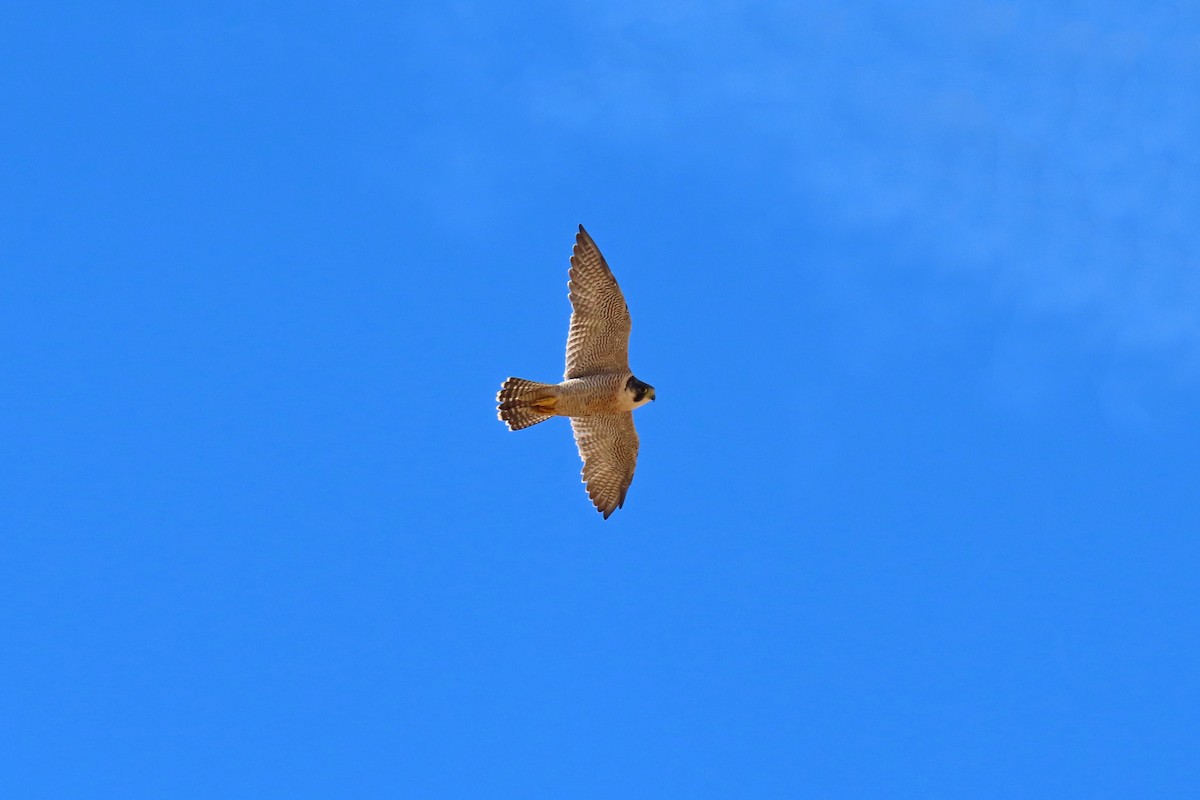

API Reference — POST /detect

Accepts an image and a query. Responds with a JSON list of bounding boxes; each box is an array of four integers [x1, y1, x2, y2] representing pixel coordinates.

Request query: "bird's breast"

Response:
[[555, 375, 626, 416]]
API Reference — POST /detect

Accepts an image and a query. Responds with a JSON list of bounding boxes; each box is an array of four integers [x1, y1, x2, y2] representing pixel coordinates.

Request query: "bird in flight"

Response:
[[497, 225, 655, 519]]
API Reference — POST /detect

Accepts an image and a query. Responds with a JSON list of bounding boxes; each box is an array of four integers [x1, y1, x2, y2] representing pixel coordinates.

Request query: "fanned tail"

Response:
[[496, 378, 559, 430]]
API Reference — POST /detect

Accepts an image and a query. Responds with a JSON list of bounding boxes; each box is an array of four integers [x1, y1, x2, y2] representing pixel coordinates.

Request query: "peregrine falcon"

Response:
[[497, 225, 656, 519]]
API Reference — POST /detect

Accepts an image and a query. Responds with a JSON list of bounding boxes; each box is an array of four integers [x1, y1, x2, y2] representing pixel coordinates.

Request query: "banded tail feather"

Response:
[[496, 378, 558, 430]]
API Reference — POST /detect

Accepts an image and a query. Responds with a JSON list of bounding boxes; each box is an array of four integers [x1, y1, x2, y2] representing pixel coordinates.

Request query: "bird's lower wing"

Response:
[[570, 413, 639, 519]]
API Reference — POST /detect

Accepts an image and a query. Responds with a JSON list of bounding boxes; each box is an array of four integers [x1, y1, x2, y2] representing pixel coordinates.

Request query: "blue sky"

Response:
[[3, 1, 1198, 797]]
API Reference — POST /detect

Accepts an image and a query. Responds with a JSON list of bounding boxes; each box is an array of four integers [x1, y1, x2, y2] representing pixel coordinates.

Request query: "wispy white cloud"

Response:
[[523, 1, 1200, 366]]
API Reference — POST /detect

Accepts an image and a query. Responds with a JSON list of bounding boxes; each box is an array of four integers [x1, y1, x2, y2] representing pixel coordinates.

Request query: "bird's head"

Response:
[[626, 376, 656, 407]]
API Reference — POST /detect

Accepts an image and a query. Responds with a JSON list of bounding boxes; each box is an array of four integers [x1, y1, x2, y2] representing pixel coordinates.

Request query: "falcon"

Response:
[[497, 225, 655, 519]]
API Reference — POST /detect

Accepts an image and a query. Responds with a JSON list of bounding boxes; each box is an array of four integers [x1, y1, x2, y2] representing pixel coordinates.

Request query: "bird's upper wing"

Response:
[[565, 225, 632, 379], [570, 412, 639, 519]]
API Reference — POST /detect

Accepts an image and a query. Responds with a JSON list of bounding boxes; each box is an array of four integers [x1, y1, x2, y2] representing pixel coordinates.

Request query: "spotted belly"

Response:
[[554, 375, 627, 417]]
